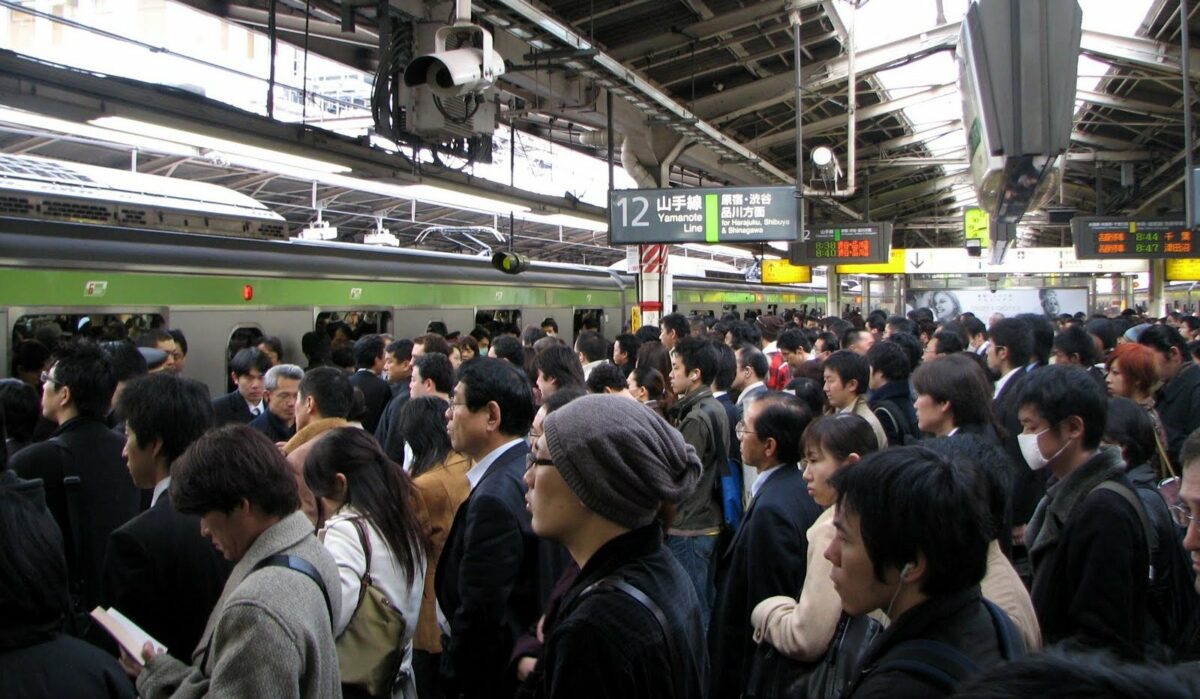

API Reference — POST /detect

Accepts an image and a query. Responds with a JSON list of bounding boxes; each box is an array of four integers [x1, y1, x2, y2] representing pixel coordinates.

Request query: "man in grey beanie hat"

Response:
[[524, 394, 709, 698]]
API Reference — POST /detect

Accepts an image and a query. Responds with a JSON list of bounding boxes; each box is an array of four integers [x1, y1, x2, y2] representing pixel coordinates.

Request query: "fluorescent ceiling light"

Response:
[[400, 184, 530, 215], [0, 107, 196, 157], [91, 116, 352, 174], [519, 211, 608, 232]]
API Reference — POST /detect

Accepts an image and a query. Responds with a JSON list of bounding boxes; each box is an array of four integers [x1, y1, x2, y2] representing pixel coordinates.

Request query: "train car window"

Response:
[[572, 309, 603, 337], [11, 312, 167, 350], [475, 309, 522, 332], [316, 311, 393, 346]]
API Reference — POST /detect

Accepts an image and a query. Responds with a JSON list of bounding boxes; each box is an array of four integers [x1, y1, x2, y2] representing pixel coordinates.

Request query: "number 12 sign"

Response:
[[609, 186, 799, 245]]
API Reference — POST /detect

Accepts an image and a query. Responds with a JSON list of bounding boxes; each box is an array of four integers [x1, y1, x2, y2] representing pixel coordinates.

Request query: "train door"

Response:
[[572, 308, 604, 340], [390, 308, 475, 342], [169, 308, 311, 399], [315, 309, 394, 370], [475, 308, 523, 334]]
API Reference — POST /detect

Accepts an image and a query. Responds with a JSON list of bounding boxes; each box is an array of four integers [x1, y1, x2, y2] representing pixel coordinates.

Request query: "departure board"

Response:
[[608, 186, 798, 244], [1072, 217, 1196, 259], [789, 222, 893, 265]]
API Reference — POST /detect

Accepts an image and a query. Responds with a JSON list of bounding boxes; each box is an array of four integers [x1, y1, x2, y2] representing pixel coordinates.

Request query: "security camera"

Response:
[[404, 23, 505, 97]]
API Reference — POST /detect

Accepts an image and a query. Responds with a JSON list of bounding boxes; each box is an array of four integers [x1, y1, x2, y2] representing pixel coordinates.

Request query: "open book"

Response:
[[90, 607, 167, 665]]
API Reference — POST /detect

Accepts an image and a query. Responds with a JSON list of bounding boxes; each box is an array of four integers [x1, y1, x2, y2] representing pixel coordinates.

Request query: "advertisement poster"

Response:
[[905, 288, 1088, 322]]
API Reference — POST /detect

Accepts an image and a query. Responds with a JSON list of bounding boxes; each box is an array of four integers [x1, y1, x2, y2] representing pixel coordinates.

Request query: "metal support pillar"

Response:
[[1183, 0, 1195, 228]]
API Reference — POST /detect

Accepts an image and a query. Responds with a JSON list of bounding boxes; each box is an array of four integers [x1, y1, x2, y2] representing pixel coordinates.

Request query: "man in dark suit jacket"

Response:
[[211, 347, 272, 426], [710, 393, 820, 698], [375, 339, 415, 463], [11, 342, 141, 615], [438, 358, 546, 698], [99, 373, 230, 657], [348, 334, 390, 434], [248, 363, 302, 444]]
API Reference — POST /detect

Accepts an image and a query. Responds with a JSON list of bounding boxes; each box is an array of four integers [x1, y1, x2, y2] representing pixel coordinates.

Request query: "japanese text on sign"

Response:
[[609, 186, 798, 245]]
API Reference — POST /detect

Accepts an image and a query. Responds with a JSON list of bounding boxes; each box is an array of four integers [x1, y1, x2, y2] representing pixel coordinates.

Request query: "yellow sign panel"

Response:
[[836, 248, 907, 275], [964, 207, 990, 248], [1166, 258, 1200, 281], [762, 259, 813, 284]]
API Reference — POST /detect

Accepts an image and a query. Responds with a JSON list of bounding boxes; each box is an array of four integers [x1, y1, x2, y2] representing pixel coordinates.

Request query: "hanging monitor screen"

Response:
[[1072, 217, 1196, 259], [608, 186, 799, 244], [789, 222, 893, 265]]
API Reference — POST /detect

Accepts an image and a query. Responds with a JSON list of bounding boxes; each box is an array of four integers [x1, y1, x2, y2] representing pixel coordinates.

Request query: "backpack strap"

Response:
[[870, 639, 979, 695], [981, 599, 1023, 660], [581, 576, 684, 698], [254, 554, 335, 629], [1092, 480, 1156, 582]]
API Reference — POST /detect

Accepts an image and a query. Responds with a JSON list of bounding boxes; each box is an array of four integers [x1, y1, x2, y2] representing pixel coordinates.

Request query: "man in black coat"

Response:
[[1020, 366, 1149, 659], [710, 393, 819, 698], [437, 358, 546, 698], [248, 363, 302, 444], [99, 373, 231, 658], [348, 334, 390, 434], [1139, 324, 1200, 468], [375, 338, 415, 463], [211, 348, 271, 426], [11, 341, 141, 615]]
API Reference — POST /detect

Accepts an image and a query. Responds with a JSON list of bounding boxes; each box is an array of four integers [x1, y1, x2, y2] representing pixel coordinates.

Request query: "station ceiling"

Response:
[[0, 0, 1195, 266]]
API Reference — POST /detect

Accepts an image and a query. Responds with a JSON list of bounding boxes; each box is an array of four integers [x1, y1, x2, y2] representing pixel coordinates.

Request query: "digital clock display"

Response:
[[1073, 218, 1196, 259]]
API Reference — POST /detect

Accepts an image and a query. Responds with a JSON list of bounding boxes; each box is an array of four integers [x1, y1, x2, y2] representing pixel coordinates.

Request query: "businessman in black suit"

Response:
[[437, 358, 545, 699], [709, 393, 820, 698], [99, 372, 230, 657], [211, 348, 272, 426], [348, 334, 391, 434]]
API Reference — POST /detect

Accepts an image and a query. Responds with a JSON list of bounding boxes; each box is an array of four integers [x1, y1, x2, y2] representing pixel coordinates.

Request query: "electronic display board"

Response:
[[1072, 217, 1196, 259], [608, 186, 798, 245], [789, 222, 893, 265]]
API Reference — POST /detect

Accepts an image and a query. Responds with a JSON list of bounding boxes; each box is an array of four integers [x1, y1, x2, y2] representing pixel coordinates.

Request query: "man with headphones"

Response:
[[827, 447, 1023, 698]]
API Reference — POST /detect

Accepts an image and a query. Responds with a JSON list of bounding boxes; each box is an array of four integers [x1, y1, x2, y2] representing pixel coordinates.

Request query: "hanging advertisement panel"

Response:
[[905, 288, 1089, 322]]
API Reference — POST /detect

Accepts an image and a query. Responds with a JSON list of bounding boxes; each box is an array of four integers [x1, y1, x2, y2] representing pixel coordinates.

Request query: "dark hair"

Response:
[[575, 331, 608, 363], [635, 325, 661, 344], [713, 343, 737, 392], [12, 340, 51, 377], [301, 331, 331, 365], [1104, 397, 1156, 472], [256, 336, 284, 363], [953, 647, 1200, 699], [298, 367, 354, 419], [866, 340, 911, 381], [787, 377, 827, 415], [533, 345, 585, 392], [230, 347, 272, 378], [457, 358, 535, 437], [802, 414, 879, 463], [673, 336, 721, 385], [990, 318, 1034, 368], [823, 350, 869, 395], [352, 334, 385, 369], [661, 313, 689, 340], [0, 490, 69, 634], [168, 329, 188, 356], [1017, 313, 1054, 365], [614, 333, 642, 362], [778, 328, 812, 353], [831, 447, 990, 596], [962, 316, 987, 341], [48, 341, 115, 419], [1018, 365, 1106, 449], [636, 341, 672, 381], [413, 353, 455, 394], [426, 321, 449, 336], [172, 424, 299, 518], [331, 347, 356, 370], [886, 332, 923, 373], [814, 331, 840, 354], [727, 320, 762, 348], [586, 362, 627, 394], [921, 434, 1012, 542], [749, 392, 811, 463], [521, 325, 547, 348], [469, 326, 491, 343], [630, 366, 666, 402], [544, 386, 586, 415], [930, 330, 965, 355], [100, 339, 148, 384], [0, 379, 38, 445], [737, 344, 770, 381], [491, 335, 524, 365], [1085, 318, 1116, 352], [540, 317, 559, 333], [1139, 323, 1188, 357], [136, 328, 175, 350], [1053, 325, 1099, 366], [118, 373, 214, 464], [399, 396, 451, 478], [305, 428, 427, 585], [911, 353, 996, 431], [1180, 428, 1200, 471], [886, 317, 916, 336], [416, 334, 453, 357]]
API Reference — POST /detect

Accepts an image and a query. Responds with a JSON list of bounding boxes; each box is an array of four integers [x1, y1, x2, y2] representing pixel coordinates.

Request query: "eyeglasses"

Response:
[[40, 370, 58, 388], [1169, 503, 1198, 528], [525, 454, 555, 472], [734, 421, 748, 438]]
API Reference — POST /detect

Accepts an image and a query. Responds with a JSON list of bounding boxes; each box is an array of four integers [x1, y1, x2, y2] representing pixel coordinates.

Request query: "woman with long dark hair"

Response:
[[305, 428, 428, 699], [396, 396, 472, 698]]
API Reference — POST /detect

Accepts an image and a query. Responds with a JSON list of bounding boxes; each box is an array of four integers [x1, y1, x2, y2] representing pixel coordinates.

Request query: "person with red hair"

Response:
[[1106, 342, 1171, 478]]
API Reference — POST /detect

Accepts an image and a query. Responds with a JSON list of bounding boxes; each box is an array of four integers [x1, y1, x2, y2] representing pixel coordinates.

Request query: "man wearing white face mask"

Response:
[[1018, 365, 1150, 659]]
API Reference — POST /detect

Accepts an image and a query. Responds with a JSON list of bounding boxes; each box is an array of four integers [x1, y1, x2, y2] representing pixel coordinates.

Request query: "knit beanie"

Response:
[[543, 394, 702, 530]]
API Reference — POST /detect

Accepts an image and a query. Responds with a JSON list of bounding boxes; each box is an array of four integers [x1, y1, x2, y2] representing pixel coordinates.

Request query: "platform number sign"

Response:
[[608, 186, 798, 245]]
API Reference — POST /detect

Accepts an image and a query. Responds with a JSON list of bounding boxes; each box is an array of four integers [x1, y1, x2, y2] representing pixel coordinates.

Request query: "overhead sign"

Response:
[[904, 246, 1148, 275], [789, 222, 893, 265], [1071, 217, 1197, 259], [964, 208, 990, 248], [762, 259, 813, 284], [608, 186, 798, 245], [836, 248, 907, 275], [1166, 258, 1200, 282]]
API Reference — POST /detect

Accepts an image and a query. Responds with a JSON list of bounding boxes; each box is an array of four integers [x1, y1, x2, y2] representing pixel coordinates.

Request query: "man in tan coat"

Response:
[[283, 367, 354, 523]]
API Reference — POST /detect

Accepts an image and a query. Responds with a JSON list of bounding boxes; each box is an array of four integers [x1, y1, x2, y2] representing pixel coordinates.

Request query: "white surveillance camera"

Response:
[[404, 23, 505, 97]]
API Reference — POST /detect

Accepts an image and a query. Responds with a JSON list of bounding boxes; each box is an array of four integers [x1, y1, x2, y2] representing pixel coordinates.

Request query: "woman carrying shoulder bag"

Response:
[[305, 427, 429, 699]]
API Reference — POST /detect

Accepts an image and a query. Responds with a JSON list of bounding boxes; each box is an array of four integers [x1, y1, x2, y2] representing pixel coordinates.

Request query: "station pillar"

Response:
[[1149, 259, 1166, 316], [826, 266, 840, 317], [637, 243, 672, 327]]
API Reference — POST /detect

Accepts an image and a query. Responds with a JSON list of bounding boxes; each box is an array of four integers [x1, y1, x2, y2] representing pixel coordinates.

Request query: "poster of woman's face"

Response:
[[905, 288, 1087, 320]]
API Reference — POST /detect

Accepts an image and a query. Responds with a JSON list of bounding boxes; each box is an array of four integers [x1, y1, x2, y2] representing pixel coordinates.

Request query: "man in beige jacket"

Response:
[[284, 367, 355, 523]]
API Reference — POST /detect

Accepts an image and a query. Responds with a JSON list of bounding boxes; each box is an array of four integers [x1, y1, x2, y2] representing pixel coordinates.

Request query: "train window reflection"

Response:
[[11, 312, 167, 351], [475, 309, 522, 332]]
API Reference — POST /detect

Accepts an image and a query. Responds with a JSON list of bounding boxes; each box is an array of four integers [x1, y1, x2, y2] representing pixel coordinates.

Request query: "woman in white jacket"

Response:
[[306, 427, 429, 699]]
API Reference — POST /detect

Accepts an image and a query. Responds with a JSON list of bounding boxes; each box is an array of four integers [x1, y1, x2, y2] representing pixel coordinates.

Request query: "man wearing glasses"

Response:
[[437, 358, 547, 698], [11, 340, 141, 618], [1179, 430, 1200, 597]]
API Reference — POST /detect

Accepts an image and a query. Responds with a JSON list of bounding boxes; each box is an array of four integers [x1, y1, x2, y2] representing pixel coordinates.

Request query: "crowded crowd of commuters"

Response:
[[4, 304, 1200, 698]]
